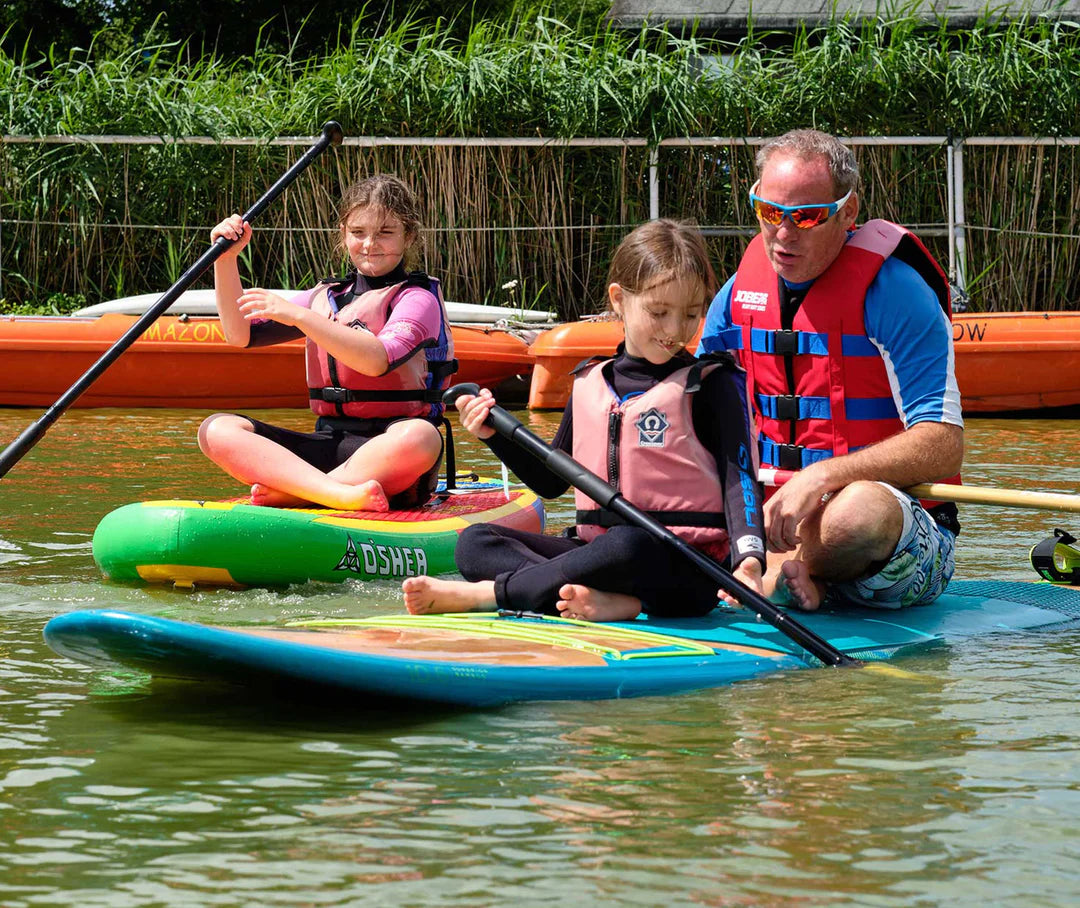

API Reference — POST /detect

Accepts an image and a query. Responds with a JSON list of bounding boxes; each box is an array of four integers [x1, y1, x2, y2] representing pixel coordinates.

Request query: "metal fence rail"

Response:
[[3, 132, 1080, 307]]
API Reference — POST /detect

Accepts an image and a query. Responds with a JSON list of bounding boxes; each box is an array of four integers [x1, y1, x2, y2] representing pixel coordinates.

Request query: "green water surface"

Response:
[[1, 407, 1079, 907]]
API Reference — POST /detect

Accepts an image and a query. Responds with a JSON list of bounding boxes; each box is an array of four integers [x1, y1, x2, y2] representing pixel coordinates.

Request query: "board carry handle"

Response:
[[442, 382, 860, 669], [0, 121, 346, 480]]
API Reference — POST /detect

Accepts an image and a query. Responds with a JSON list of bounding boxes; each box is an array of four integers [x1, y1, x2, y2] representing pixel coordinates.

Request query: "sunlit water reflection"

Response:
[[1, 407, 1078, 906]]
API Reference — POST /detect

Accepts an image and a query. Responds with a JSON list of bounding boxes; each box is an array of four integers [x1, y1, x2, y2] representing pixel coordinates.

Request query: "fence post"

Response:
[[946, 133, 956, 284], [952, 135, 967, 293], [649, 147, 659, 220]]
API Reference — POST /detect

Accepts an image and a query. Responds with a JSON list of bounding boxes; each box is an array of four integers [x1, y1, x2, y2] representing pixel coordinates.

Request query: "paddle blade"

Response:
[[862, 662, 925, 681]]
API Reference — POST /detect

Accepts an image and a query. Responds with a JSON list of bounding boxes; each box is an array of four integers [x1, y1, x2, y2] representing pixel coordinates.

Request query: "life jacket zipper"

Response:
[[607, 409, 622, 489]]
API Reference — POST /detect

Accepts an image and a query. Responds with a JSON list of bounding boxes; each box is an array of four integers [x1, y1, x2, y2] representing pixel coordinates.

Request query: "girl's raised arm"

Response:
[[210, 214, 252, 347]]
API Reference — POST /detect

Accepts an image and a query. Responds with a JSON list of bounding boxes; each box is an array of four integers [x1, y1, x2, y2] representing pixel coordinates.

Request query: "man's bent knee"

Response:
[[819, 482, 903, 556]]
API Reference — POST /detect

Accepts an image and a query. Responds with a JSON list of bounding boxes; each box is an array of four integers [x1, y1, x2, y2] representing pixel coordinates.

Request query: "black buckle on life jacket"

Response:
[[776, 443, 806, 471], [775, 395, 801, 421], [316, 387, 351, 404], [1030, 528, 1080, 585], [772, 329, 799, 356]]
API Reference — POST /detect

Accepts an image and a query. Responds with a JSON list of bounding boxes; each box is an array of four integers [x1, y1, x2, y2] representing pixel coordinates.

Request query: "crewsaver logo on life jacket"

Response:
[[334, 534, 428, 577], [734, 289, 769, 312], [634, 408, 669, 447]]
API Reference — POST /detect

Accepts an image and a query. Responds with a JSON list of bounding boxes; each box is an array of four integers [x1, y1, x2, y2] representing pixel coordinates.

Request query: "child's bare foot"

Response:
[[249, 483, 312, 508], [777, 560, 825, 611], [556, 584, 641, 622], [402, 576, 496, 614], [334, 480, 390, 513]]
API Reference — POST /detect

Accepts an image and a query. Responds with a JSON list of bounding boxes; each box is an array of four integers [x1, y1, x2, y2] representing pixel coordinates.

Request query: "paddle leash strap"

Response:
[[0, 121, 345, 480], [443, 383, 858, 669]]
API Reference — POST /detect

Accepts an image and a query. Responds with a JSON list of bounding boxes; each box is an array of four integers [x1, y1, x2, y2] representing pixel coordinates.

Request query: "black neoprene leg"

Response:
[[458, 524, 720, 617]]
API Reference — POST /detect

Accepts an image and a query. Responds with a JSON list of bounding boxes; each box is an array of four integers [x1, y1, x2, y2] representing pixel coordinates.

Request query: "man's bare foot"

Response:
[[556, 584, 641, 622], [777, 560, 825, 612], [249, 483, 313, 508], [402, 576, 496, 614]]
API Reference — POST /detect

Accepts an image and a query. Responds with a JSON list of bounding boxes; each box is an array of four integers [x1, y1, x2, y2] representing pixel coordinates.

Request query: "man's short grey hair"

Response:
[[755, 129, 861, 196]]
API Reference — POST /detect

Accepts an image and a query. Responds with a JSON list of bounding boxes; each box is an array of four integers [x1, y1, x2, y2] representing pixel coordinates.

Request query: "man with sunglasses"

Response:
[[698, 129, 963, 612]]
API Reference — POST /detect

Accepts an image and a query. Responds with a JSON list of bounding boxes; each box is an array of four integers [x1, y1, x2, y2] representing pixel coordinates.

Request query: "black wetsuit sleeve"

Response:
[[481, 400, 573, 500], [692, 367, 767, 570], [246, 321, 305, 347]]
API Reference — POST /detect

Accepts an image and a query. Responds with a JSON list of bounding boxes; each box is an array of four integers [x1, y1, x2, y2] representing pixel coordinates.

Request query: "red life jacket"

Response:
[[726, 219, 960, 505], [571, 358, 729, 558], [305, 272, 457, 421]]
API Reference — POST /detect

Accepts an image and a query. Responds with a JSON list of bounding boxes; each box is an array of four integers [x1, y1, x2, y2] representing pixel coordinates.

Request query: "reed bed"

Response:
[[2, 11, 1079, 314]]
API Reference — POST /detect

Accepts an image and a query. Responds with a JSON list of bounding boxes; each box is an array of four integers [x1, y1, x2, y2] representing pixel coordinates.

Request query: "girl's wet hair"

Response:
[[606, 219, 718, 309], [338, 174, 424, 268]]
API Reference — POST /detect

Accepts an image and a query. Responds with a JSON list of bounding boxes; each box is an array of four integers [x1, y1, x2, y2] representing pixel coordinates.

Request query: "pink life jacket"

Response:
[[571, 358, 729, 557], [726, 219, 960, 507], [305, 272, 457, 421]]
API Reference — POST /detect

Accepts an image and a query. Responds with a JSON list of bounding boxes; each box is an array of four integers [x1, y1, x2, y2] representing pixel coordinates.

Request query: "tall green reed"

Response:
[[1, 8, 1079, 314]]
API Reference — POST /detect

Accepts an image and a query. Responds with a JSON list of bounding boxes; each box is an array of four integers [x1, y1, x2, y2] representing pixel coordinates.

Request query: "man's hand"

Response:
[[763, 462, 834, 552]]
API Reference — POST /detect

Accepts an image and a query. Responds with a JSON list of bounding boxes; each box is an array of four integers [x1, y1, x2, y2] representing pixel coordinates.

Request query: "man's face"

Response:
[[755, 152, 858, 284]]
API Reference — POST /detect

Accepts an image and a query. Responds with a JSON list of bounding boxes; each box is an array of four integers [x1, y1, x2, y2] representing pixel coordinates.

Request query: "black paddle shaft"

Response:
[[0, 121, 345, 480], [443, 382, 858, 668]]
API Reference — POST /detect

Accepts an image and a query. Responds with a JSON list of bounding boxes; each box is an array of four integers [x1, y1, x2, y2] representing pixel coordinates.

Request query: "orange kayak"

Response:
[[0, 314, 535, 409], [526, 312, 1080, 414], [951, 311, 1080, 412]]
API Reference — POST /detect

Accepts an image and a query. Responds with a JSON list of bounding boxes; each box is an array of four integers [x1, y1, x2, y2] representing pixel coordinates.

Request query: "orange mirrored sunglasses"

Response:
[[748, 180, 853, 229]]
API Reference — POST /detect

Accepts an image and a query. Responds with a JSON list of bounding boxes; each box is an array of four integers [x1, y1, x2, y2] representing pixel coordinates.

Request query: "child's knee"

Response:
[[392, 419, 443, 465], [197, 413, 248, 455], [455, 524, 500, 579]]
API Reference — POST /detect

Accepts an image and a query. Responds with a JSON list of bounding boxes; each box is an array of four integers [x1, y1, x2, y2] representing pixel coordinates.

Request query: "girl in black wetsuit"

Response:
[[402, 219, 766, 622]]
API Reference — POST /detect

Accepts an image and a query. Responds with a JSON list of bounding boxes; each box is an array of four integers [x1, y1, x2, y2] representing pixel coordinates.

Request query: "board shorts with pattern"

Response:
[[830, 482, 956, 609]]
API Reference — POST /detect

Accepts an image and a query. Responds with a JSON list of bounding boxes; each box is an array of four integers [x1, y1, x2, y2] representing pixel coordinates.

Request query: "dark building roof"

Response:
[[608, 0, 1080, 37]]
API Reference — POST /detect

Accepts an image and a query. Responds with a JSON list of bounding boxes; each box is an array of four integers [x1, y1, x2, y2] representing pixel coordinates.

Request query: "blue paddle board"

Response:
[[43, 580, 1080, 706]]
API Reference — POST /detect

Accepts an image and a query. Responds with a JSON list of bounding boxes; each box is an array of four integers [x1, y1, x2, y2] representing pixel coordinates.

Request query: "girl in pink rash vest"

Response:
[[198, 174, 454, 511]]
